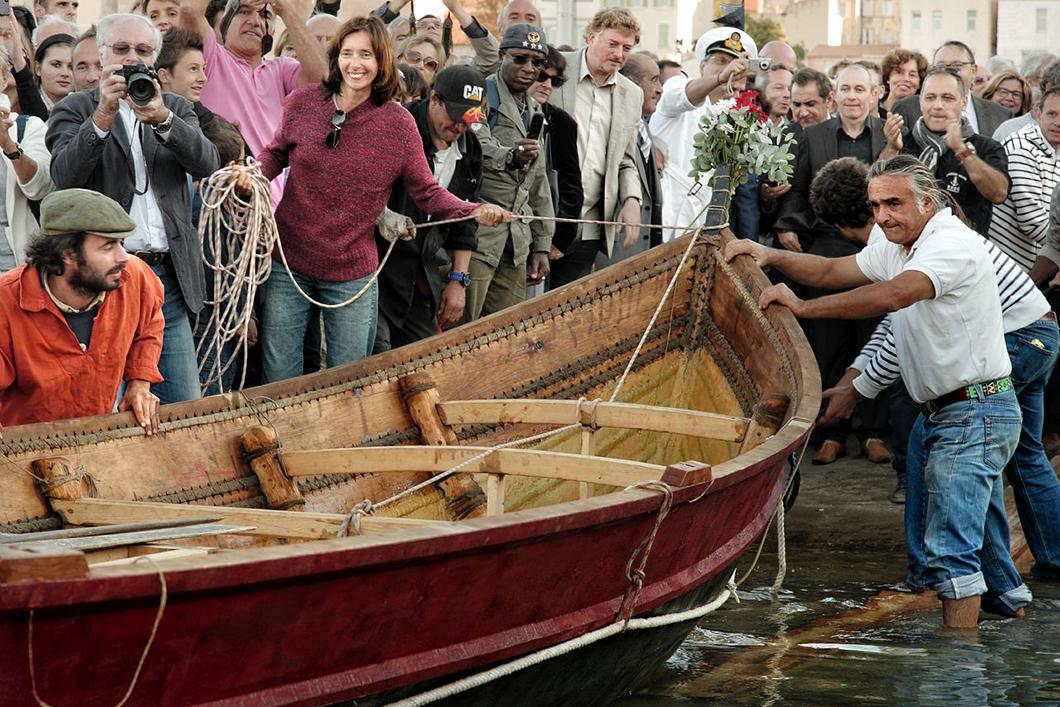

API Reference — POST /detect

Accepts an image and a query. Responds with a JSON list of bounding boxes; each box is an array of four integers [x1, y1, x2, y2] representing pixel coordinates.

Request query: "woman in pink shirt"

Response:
[[257, 15, 507, 382]]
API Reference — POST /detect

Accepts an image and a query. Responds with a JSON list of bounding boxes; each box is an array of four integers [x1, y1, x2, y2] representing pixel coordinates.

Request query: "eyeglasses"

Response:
[[326, 108, 345, 148], [510, 54, 545, 69], [405, 51, 439, 70], [536, 70, 565, 88], [933, 60, 972, 71], [107, 42, 156, 59], [993, 87, 1023, 100]]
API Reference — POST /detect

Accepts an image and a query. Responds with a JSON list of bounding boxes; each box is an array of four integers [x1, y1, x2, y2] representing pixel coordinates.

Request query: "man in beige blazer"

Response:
[[546, 7, 644, 289]]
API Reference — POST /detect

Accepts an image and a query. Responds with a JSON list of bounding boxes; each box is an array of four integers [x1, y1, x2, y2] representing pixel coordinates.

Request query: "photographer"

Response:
[[46, 12, 220, 405]]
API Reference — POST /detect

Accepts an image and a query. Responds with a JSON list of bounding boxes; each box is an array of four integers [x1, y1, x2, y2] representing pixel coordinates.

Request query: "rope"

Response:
[[383, 570, 735, 707], [28, 557, 167, 707], [617, 481, 674, 628]]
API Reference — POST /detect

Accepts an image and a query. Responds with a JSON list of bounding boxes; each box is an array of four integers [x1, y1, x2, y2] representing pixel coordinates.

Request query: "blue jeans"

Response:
[[149, 260, 203, 405], [907, 322, 1060, 599], [909, 386, 1025, 605], [260, 262, 377, 383], [193, 312, 238, 396]]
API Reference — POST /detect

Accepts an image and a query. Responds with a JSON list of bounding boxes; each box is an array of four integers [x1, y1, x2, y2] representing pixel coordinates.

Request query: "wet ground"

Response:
[[617, 440, 1060, 706]]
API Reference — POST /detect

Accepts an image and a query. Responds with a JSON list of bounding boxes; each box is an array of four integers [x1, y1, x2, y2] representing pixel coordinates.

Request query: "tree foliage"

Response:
[[744, 13, 786, 47]]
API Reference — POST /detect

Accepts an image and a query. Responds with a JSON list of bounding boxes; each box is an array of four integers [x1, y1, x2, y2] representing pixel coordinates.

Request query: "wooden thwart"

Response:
[[282, 446, 667, 487], [10, 524, 257, 553], [52, 498, 445, 540], [437, 399, 750, 442]]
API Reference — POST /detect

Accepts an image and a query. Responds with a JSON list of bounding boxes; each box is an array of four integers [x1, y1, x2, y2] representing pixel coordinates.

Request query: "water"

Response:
[[617, 548, 1060, 705]]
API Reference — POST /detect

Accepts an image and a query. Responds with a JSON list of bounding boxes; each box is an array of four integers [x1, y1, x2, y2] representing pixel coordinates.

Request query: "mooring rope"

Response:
[[28, 557, 167, 707]]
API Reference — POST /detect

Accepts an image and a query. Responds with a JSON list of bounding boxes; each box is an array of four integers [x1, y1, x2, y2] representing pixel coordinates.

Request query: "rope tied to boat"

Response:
[[36, 465, 98, 498], [617, 480, 674, 629], [28, 557, 167, 707]]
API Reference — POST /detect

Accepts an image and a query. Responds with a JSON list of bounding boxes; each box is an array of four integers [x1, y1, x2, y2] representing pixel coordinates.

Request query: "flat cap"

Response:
[[40, 189, 137, 238]]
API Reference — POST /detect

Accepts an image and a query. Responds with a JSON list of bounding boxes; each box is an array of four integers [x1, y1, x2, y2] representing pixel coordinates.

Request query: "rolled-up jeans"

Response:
[[907, 320, 1060, 604], [916, 387, 1025, 605], [260, 262, 378, 383]]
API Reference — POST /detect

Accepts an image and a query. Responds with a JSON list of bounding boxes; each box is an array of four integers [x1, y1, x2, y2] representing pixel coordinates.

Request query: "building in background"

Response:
[[996, 0, 1060, 64]]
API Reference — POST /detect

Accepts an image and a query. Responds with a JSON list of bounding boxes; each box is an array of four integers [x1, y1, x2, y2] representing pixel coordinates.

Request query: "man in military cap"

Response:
[[0, 189, 164, 433], [650, 26, 757, 231], [464, 23, 554, 320]]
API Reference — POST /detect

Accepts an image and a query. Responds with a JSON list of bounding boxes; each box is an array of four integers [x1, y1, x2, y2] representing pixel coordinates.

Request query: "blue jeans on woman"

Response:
[[260, 262, 377, 383], [905, 320, 1060, 610]]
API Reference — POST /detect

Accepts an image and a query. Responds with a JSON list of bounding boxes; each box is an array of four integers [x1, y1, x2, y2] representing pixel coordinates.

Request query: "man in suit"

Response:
[[47, 12, 220, 404], [773, 63, 892, 466], [546, 8, 643, 289], [891, 41, 1011, 139], [611, 51, 663, 261], [464, 24, 553, 320], [375, 66, 486, 350]]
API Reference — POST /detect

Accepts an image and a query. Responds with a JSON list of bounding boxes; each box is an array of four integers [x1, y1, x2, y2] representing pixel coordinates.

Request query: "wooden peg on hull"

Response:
[[738, 394, 791, 454], [33, 457, 97, 501], [240, 426, 306, 511], [398, 373, 486, 520]]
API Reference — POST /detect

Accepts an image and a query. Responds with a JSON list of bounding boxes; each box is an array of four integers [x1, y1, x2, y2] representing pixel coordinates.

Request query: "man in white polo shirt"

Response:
[[725, 154, 1024, 629]]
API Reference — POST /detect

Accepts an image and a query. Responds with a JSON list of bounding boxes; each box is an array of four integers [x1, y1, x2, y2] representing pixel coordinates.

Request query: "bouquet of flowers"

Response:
[[689, 90, 795, 188]]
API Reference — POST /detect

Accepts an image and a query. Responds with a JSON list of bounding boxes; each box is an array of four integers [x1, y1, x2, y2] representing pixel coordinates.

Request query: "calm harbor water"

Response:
[[617, 547, 1060, 705]]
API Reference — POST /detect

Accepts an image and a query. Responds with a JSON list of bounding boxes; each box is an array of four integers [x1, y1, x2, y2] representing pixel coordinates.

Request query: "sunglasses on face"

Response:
[[536, 70, 565, 87], [510, 54, 545, 69], [326, 108, 346, 148], [405, 51, 439, 70]]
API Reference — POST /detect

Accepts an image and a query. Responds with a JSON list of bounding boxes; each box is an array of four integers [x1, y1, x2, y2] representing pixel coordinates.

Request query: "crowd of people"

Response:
[[0, 0, 1057, 628]]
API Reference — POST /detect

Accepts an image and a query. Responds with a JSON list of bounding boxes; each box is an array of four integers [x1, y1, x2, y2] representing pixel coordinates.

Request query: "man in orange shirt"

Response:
[[0, 189, 165, 433]]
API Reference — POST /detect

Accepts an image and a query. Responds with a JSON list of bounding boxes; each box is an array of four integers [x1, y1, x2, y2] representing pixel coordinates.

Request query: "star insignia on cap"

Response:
[[724, 32, 743, 52]]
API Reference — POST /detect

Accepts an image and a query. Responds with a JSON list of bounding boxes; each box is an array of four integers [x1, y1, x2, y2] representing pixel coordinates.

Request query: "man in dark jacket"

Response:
[[375, 66, 486, 352], [46, 13, 220, 404]]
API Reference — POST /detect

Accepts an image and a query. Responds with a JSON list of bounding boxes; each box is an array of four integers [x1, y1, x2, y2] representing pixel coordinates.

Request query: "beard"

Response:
[[69, 258, 125, 297]]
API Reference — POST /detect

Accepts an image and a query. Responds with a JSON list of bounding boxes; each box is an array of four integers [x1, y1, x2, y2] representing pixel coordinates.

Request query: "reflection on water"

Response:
[[617, 548, 1060, 706]]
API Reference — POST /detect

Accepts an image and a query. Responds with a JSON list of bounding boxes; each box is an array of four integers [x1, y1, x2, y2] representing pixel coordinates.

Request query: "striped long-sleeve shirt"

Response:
[[1045, 182, 1060, 268], [987, 122, 1060, 271], [852, 230, 1051, 399]]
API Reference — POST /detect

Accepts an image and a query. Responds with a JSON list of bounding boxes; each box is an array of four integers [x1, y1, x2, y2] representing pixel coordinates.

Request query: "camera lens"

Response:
[[127, 73, 156, 105]]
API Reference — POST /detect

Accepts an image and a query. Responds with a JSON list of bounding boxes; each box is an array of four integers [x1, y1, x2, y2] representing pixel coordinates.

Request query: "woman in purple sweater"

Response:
[[257, 15, 507, 382]]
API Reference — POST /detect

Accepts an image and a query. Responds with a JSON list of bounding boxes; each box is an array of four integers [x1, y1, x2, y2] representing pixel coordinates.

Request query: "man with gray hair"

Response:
[[47, 12, 220, 405], [726, 154, 1027, 628]]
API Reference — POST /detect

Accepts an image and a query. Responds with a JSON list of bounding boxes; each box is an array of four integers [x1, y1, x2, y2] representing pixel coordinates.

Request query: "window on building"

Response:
[[911, 9, 921, 32], [1037, 7, 1048, 32], [967, 9, 976, 31], [932, 9, 942, 32], [658, 23, 670, 49], [654, 0, 674, 6]]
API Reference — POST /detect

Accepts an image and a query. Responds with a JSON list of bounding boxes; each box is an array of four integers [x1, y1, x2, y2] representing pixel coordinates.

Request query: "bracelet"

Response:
[[4, 145, 23, 160]]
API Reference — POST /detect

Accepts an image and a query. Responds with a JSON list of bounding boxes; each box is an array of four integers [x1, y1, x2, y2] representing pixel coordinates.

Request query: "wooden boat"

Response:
[[0, 171, 820, 706]]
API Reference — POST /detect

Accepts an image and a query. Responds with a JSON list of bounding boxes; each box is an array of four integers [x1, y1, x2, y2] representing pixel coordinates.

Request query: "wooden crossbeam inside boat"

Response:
[[51, 499, 445, 540], [282, 447, 667, 487], [436, 400, 751, 442]]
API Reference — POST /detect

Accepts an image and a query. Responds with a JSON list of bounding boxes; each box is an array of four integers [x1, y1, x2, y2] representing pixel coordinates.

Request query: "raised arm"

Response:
[[179, 0, 214, 41], [269, 0, 327, 85]]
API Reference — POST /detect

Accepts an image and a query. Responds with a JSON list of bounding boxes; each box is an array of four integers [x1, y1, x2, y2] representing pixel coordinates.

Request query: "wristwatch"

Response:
[[955, 142, 976, 163], [152, 110, 175, 133], [448, 271, 471, 287], [4, 144, 23, 161]]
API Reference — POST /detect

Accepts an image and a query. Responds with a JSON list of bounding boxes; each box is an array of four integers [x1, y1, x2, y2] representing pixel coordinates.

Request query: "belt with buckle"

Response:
[[920, 376, 1014, 416], [132, 251, 170, 266]]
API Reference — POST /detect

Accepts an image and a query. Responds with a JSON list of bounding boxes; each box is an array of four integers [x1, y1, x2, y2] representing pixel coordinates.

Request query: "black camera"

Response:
[[117, 63, 159, 106]]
